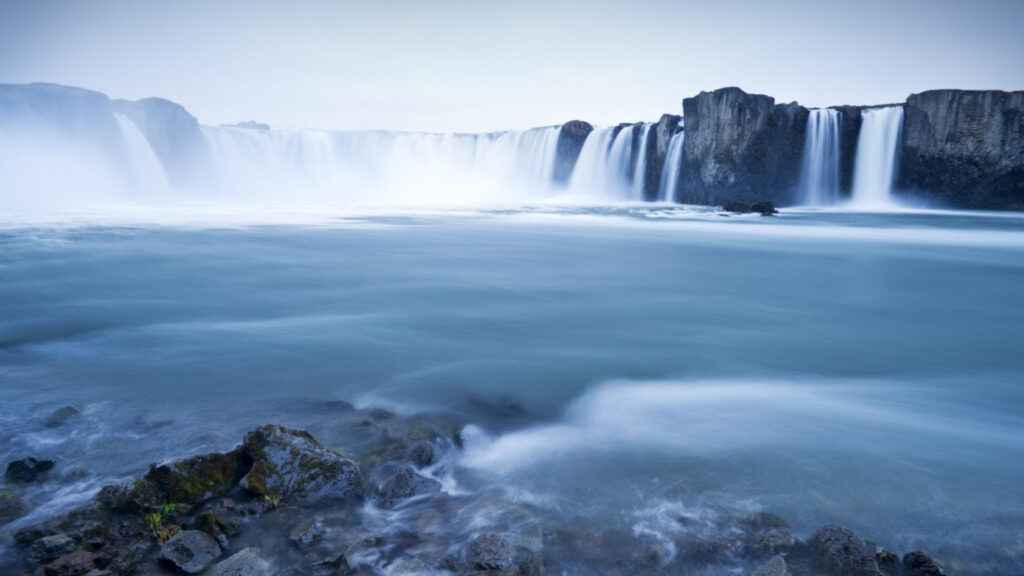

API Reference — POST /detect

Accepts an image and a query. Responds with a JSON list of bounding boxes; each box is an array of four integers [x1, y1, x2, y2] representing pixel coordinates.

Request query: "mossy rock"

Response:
[[240, 425, 363, 503]]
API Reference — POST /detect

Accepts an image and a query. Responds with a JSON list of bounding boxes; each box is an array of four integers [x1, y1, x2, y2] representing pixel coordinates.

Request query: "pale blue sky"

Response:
[[2, 0, 1021, 131]]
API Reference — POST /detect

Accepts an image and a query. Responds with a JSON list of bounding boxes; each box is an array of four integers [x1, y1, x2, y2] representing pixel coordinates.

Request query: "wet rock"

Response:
[[809, 525, 883, 576], [753, 555, 790, 576], [309, 552, 350, 576], [289, 518, 327, 549], [6, 457, 56, 482], [902, 551, 947, 576], [195, 510, 242, 549], [374, 463, 442, 508], [241, 424, 363, 503], [44, 550, 96, 576], [467, 533, 514, 571], [211, 547, 272, 576], [143, 449, 249, 506], [45, 406, 80, 428], [751, 201, 779, 215], [876, 549, 900, 575], [0, 489, 28, 524], [158, 530, 222, 573], [739, 512, 795, 554], [724, 201, 751, 213], [30, 534, 77, 562]]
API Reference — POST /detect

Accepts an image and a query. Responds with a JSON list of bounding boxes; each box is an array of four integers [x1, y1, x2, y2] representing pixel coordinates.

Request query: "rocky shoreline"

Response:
[[2, 403, 953, 576]]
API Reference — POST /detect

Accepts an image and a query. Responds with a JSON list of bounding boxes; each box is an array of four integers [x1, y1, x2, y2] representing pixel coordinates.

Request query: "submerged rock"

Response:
[[373, 463, 442, 508], [159, 530, 222, 573], [241, 425, 363, 503], [6, 456, 55, 482], [44, 406, 81, 428], [810, 525, 883, 576], [0, 489, 28, 524], [466, 533, 515, 571], [211, 547, 272, 576]]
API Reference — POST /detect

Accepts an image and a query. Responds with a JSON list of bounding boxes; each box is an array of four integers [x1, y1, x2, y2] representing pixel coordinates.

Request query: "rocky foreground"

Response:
[[2, 404, 953, 576]]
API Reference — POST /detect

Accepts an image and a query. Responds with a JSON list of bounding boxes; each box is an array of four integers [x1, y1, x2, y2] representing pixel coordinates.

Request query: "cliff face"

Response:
[[112, 98, 208, 187], [679, 88, 807, 205], [898, 90, 1024, 209], [829, 105, 864, 197], [643, 114, 682, 200]]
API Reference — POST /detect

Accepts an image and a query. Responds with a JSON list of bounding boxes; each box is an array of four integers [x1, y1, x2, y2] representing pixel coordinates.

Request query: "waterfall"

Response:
[[851, 106, 904, 208], [199, 125, 562, 202], [567, 126, 636, 200], [797, 109, 841, 206], [630, 124, 652, 201], [658, 131, 685, 202], [114, 114, 171, 194]]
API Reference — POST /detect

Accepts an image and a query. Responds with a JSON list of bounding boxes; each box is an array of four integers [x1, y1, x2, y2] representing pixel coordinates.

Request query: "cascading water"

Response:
[[797, 109, 841, 206], [657, 130, 685, 202], [114, 114, 170, 194], [850, 106, 904, 209], [630, 124, 652, 201], [567, 126, 637, 200], [199, 125, 563, 202]]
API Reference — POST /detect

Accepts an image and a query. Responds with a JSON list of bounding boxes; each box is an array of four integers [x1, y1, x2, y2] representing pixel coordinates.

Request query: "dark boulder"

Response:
[[6, 457, 55, 482], [159, 530, 222, 574], [902, 551, 946, 576], [44, 406, 80, 428], [898, 89, 1024, 209], [29, 534, 76, 562], [552, 120, 594, 185], [466, 533, 515, 571], [240, 425, 363, 503], [809, 525, 883, 576], [751, 201, 779, 216], [373, 463, 441, 508], [43, 550, 96, 576]]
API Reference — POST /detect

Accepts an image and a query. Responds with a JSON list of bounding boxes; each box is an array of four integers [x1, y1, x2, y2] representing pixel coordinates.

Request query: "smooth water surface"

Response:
[[1, 205, 1022, 572]]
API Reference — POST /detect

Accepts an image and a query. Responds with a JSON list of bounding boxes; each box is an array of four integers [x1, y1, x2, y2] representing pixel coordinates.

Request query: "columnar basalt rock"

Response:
[[679, 87, 808, 206], [898, 89, 1024, 209]]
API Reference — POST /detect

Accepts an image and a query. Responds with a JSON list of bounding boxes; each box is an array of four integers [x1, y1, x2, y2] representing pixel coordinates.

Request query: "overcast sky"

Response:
[[2, 0, 1021, 132]]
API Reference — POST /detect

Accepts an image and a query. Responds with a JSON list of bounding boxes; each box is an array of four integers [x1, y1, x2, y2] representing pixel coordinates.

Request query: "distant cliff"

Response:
[[898, 90, 1024, 210], [2, 82, 1022, 210]]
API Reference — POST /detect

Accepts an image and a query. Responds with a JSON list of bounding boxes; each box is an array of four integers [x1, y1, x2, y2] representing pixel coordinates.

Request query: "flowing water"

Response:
[[1, 205, 1022, 573], [797, 109, 841, 206], [851, 107, 904, 209]]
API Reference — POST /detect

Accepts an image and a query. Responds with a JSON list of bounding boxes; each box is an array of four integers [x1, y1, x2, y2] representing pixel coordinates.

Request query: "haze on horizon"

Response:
[[1, 0, 1022, 132]]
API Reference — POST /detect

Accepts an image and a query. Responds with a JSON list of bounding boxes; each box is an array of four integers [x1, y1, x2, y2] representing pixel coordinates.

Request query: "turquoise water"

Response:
[[1, 205, 1023, 572]]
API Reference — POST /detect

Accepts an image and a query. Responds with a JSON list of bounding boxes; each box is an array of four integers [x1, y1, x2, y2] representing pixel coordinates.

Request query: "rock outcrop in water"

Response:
[[2, 408, 958, 576], [898, 89, 1024, 210], [679, 87, 808, 206]]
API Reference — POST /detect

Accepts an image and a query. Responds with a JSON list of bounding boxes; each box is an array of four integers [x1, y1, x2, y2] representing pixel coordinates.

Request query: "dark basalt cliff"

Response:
[[678, 87, 808, 206], [898, 89, 1024, 210]]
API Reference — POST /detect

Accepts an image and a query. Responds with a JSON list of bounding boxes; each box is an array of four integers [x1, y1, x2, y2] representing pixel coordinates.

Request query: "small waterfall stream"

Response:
[[851, 106, 904, 208], [797, 109, 841, 206]]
